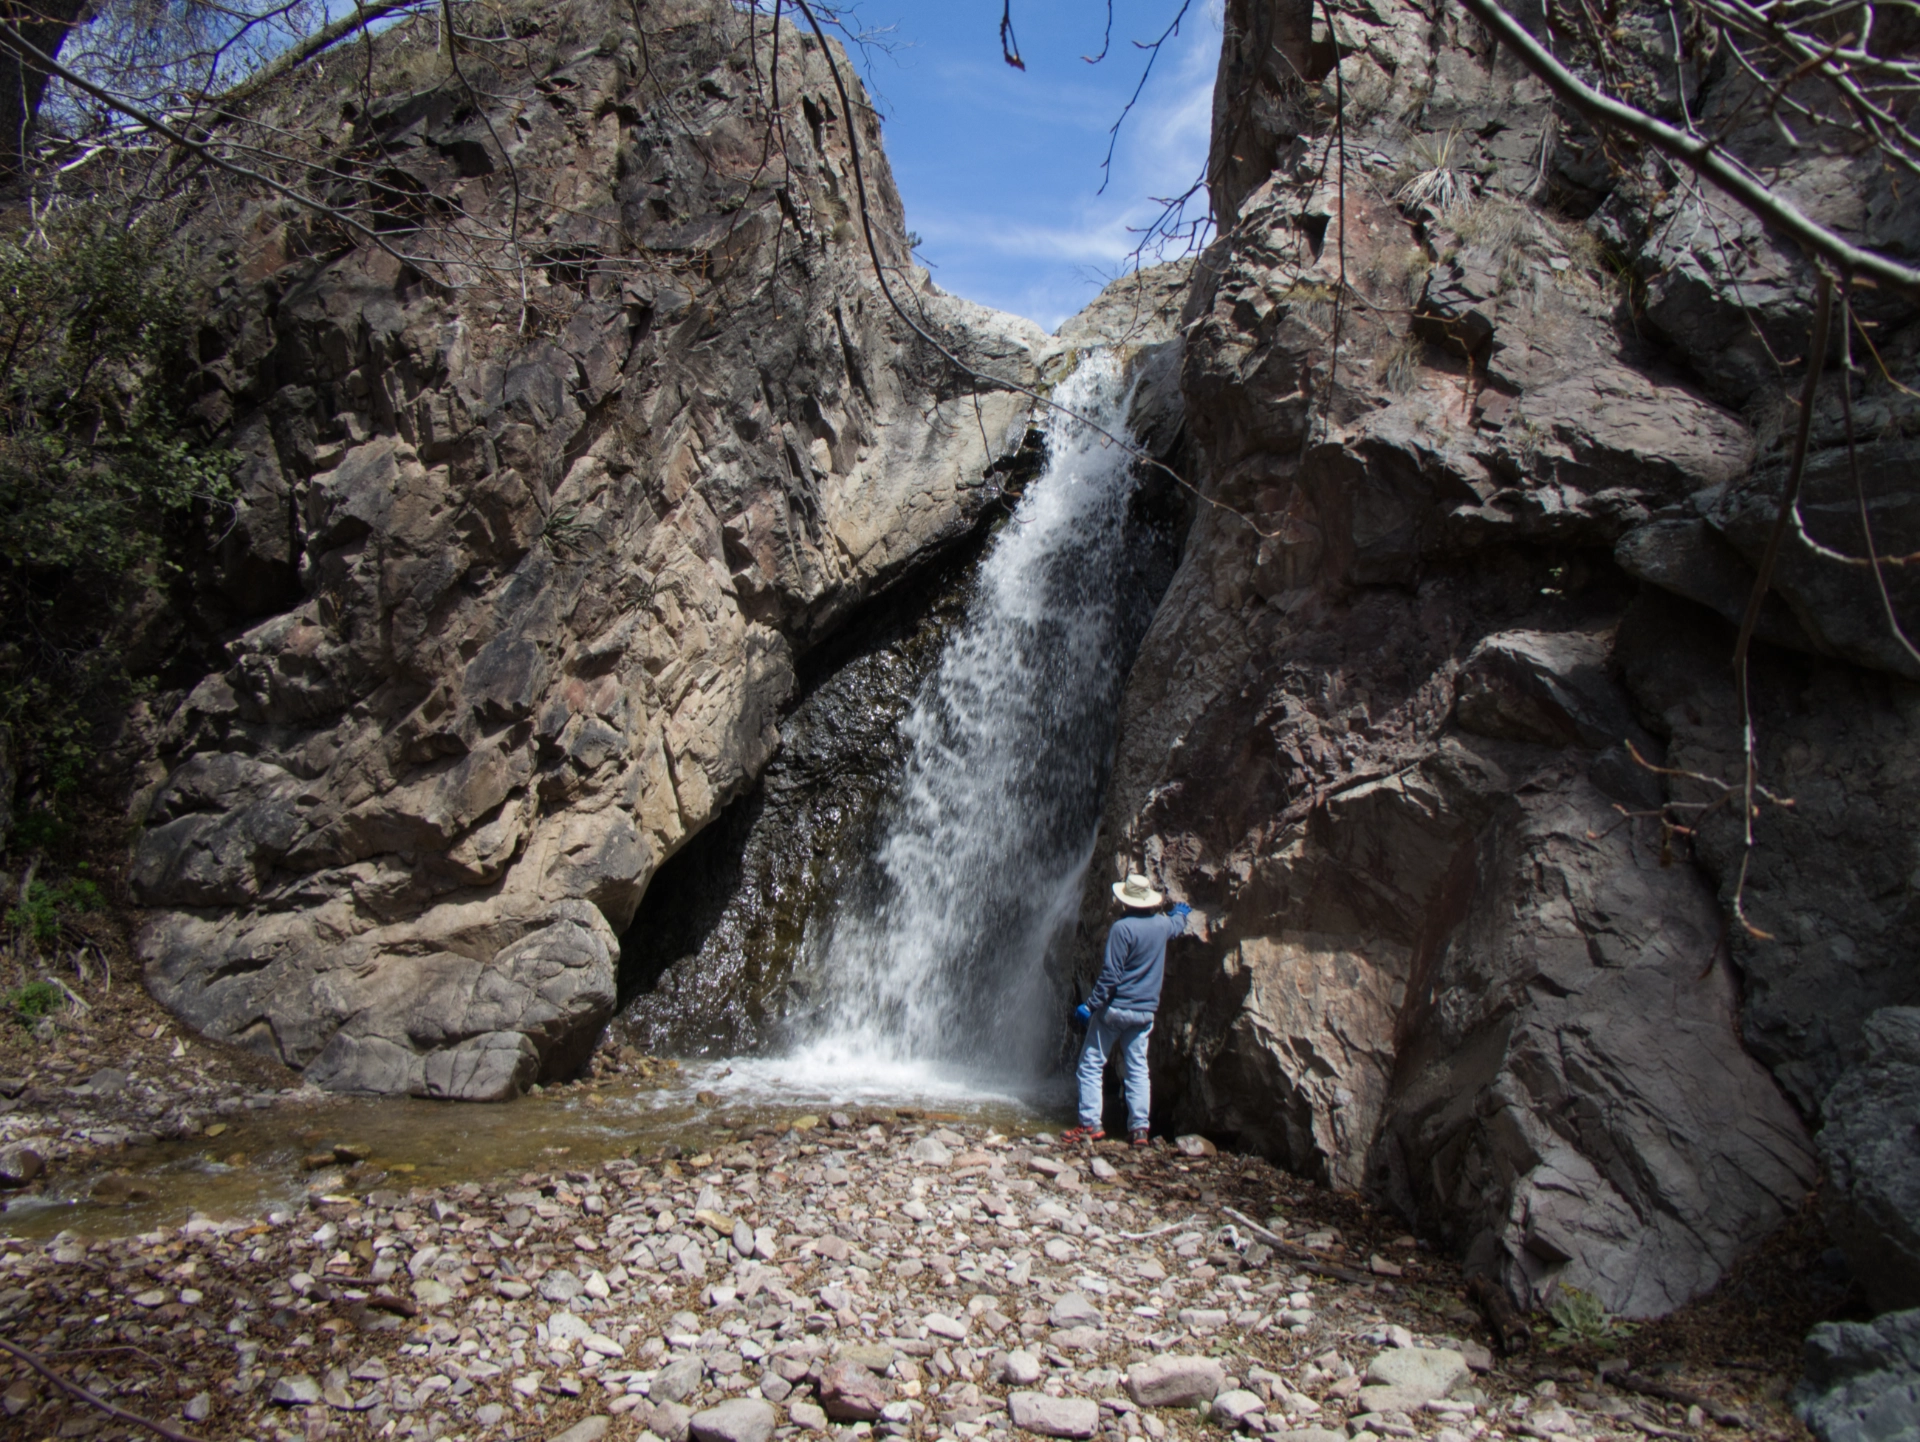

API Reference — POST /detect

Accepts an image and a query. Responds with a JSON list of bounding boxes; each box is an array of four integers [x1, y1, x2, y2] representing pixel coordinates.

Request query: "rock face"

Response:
[[127, 0, 1045, 1095], [1797, 1309, 1920, 1442], [1082, 0, 1920, 1317], [1819, 1009, 1920, 1315]]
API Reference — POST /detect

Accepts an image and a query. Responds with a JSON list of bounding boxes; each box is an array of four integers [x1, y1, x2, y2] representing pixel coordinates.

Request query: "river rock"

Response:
[[1819, 1008, 1920, 1313], [1212, 1390, 1266, 1427], [0, 1145, 45, 1187], [690, 1398, 776, 1442], [654, 1356, 705, 1405], [551, 1421, 611, 1442], [1362, 1349, 1467, 1403], [1126, 1356, 1225, 1407], [270, 1375, 321, 1406], [1000, 1351, 1044, 1386], [818, 1360, 887, 1420], [128, 0, 1049, 1095], [1796, 1308, 1920, 1442], [1007, 1391, 1100, 1439], [908, 1137, 953, 1166], [1048, 1291, 1100, 1326], [649, 1401, 693, 1442]]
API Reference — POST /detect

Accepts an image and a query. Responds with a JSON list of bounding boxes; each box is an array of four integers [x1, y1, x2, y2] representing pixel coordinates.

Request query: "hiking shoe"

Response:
[[1061, 1125, 1105, 1145], [1130, 1129, 1151, 1148]]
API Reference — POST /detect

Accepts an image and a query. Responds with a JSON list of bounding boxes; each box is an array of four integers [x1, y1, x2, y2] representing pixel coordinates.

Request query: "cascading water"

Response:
[[770, 351, 1159, 1096]]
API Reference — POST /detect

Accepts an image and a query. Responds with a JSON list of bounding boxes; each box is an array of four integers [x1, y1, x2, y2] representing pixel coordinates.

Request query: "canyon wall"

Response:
[[1085, 0, 1920, 1318], [126, 0, 1047, 1100]]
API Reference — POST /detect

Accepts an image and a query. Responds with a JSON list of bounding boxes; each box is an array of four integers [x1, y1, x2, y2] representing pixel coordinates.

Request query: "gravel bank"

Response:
[[0, 1114, 1814, 1442]]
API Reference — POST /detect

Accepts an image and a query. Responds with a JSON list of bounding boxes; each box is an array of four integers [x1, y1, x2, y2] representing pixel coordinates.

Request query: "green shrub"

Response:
[[1544, 1285, 1637, 1349], [3, 978, 61, 1026], [4, 875, 102, 948], [0, 205, 235, 848]]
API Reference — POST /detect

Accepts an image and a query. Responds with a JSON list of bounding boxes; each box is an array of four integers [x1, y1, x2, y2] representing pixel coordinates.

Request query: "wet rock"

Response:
[[0, 1144, 45, 1187], [1127, 1356, 1225, 1407], [1796, 1309, 1920, 1442], [690, 1398, 776, 1442], [1820, 1008, 1920, 1313], [1008, 1391, 1100, 1439]]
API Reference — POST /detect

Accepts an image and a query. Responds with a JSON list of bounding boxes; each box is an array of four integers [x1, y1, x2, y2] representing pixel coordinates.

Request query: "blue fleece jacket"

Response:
[[1086, 912, 1187, 1015]]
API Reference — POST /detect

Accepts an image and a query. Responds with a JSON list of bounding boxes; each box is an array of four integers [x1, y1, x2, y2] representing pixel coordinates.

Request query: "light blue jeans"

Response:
[[1077, 1007, 1154, 1132]]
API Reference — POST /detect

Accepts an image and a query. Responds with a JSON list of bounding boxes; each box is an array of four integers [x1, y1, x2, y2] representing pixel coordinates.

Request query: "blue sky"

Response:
[[840, 2, 1222, 330]]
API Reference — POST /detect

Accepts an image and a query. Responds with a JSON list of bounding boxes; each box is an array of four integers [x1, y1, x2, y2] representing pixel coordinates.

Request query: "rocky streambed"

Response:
[[0, 1112, 1822, 1442]]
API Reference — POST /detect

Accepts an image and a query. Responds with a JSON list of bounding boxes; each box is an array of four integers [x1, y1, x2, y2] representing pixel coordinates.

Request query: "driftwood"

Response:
[[1467, 1274, 1532, 1355], [1219, 1206, 1374, 1285], [1613, 1371, 1750, 1430], [0, 1335, 207, 1442]]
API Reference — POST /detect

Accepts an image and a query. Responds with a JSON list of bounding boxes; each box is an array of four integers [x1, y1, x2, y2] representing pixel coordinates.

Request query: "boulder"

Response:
[[1797, 1309, 1920, 1442], [1820, 1009, 1920, 1313]]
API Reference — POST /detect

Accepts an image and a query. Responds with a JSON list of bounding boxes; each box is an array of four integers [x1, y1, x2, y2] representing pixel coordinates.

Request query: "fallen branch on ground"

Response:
[[0, 1336, 207, 1442]]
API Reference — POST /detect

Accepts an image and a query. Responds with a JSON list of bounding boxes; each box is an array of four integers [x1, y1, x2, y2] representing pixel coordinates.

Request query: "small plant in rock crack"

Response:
[[1394, 130, 1471, 215], [541, 509, 598, 556], [1376, 332, 1426, 394], [1544, 1286, 1637, 1349]]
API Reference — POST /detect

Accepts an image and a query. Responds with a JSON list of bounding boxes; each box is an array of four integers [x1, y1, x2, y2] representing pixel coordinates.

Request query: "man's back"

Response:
[[1089, 912, 1186, 1014]]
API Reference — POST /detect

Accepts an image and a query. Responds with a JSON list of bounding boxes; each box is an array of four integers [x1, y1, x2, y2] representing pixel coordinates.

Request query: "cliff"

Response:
[[125, 0, 1048, 1101], [1084, 0, 1920, 1319]]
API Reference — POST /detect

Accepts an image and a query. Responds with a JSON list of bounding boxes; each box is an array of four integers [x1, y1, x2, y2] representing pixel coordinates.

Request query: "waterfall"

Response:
[[767, 352, 1153, 1097]]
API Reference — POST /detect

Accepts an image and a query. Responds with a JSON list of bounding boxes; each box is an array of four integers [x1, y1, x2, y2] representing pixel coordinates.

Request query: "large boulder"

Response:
[[1820, 1009, 1920, 1314], [128, 0, 1047, 1093], [1797, 1309, 1920, 1442]]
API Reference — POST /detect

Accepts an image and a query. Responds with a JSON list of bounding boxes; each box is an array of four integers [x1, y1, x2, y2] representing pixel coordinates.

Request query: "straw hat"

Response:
[[1112, 873, 1164, 909]]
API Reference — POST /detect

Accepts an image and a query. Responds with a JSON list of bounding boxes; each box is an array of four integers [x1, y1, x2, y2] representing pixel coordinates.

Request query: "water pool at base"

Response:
[[0, 1059, 1057, 1242]]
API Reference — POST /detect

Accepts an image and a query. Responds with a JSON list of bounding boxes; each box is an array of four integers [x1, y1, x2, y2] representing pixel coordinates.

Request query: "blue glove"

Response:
[[1071, 1003, 1092, 1030], [1171, 902, 1192, 918]]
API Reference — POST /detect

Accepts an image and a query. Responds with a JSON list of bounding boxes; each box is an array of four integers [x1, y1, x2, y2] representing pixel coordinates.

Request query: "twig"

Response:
[[1115, 1213, 1203, 1240], [1612, 1371, 1750, 1429], [1728, 270, 1832, 939], [788, 0, 1283, 542], [1456, 0, 1920, 300], [0, 1336, 208, 1442], [1219, 1206, 1372, 1284]]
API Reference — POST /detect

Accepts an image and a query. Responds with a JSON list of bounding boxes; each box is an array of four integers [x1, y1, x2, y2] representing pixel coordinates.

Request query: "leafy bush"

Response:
[[5, 875, 102, 948], [1544, 1285, 1637, 1349], [3, 978, 62, 1026], [0, 206, 234, 847]]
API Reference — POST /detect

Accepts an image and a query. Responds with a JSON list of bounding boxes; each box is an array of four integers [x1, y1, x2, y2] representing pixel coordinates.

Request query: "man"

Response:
[[1062, 872, 1191, 1146]]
